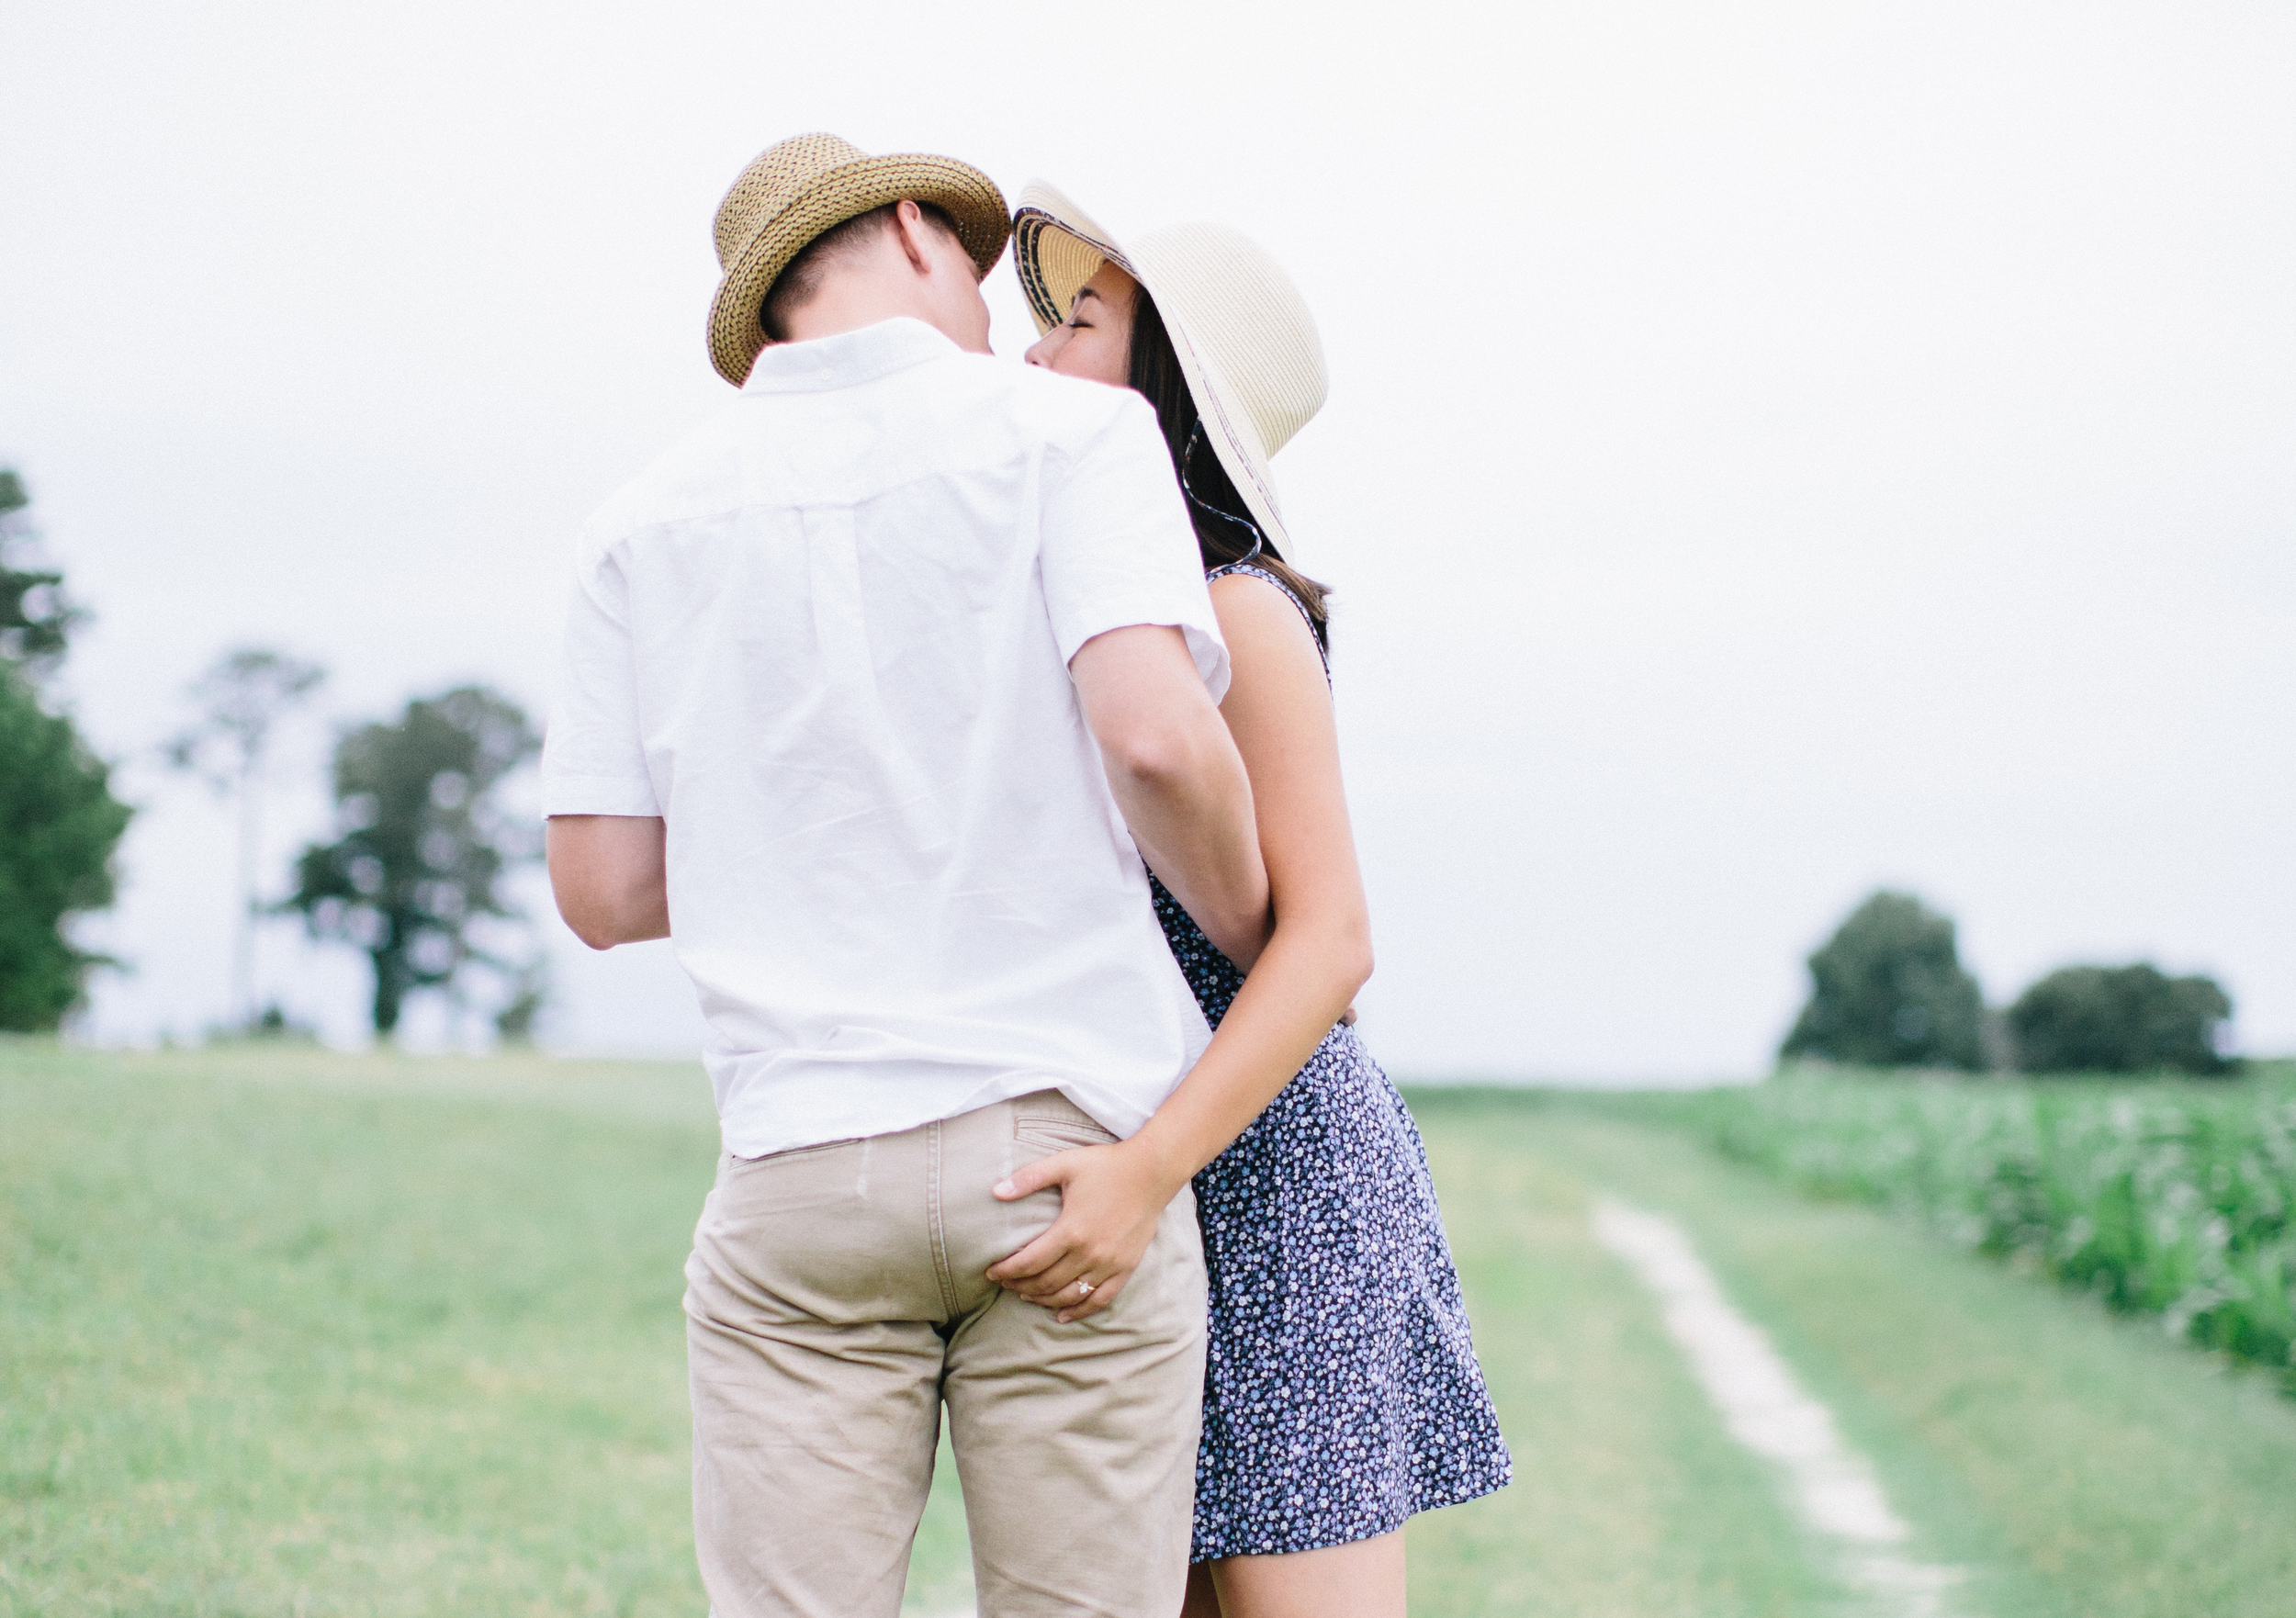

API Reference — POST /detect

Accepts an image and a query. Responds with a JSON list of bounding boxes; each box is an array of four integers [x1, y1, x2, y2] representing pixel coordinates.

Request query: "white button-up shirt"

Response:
[[542, 318, 1228, 1157]]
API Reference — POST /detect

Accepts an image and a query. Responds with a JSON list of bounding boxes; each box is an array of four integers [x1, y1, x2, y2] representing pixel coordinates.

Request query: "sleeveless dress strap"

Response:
[[1207, 562, 1329, 679]]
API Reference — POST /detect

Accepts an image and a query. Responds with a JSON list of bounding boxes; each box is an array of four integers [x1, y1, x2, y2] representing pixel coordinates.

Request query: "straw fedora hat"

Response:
[[706, 133, 1012, 387], [1012, 182, 1327, 567]]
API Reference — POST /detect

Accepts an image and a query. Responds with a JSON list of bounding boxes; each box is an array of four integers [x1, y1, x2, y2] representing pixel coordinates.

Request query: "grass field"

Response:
[[6, 1044, 2295, 1614]]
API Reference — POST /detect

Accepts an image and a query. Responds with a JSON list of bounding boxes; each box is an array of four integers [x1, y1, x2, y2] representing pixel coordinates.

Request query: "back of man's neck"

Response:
[[781, 276, 944, 348]]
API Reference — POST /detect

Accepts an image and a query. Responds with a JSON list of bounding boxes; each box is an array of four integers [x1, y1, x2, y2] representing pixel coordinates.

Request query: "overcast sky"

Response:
[[3, 0, 2290, 1077]]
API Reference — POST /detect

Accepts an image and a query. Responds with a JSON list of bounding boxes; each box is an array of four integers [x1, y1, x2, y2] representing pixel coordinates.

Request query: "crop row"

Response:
[[1606, 1064, 2296, 1390]]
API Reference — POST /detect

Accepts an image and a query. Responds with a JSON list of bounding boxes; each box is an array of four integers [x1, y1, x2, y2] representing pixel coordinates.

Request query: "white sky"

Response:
[[2, 0, 2289, 1077]]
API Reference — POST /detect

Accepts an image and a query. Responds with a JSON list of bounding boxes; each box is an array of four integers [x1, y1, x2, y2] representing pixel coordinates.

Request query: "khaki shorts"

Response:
[[683, 1089, 1208, 1618]]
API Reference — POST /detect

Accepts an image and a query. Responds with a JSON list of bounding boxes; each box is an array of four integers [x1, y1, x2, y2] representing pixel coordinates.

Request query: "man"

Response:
[[542, 132, 1269, 1618]]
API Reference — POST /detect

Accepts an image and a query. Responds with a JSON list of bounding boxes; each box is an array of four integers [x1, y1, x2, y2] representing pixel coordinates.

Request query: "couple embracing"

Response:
[[542, 132, 1509, 1618]]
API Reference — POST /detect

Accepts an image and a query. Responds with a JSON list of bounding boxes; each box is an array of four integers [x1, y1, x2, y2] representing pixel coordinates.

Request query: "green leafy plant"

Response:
[[1608, 1067, 2296, 1391]]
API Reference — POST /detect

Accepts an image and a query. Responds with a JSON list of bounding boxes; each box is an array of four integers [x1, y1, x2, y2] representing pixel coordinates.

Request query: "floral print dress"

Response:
[[1157, 564, 1512, 1561]]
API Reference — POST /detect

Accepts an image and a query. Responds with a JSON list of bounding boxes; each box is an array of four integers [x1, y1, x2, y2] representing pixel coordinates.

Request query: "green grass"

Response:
[[1588, 1063, 2296, 1387], [6, 1046, 2296, 1614], [0, 1041, 715, 1616], [1412, 1089, 2296, 1618]]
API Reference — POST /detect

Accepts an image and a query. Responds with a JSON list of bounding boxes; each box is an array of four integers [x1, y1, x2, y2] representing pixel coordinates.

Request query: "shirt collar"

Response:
[[741, 317, 962, 394]]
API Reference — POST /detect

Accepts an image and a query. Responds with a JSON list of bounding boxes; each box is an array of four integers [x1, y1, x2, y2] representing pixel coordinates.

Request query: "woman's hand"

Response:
[[986, 1138, 1187, 1324]]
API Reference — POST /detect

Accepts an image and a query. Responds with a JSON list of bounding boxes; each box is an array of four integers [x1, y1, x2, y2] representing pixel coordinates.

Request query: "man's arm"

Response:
[[989, 577, 1368, 1320], [546, 815, 670, 949], [1069, 624, 1271, 970]]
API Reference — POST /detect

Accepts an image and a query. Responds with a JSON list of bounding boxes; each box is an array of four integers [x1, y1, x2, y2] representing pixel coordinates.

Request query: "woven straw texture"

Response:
[[1013, 184, 1327, 567], [706, 132, 1010, 387]]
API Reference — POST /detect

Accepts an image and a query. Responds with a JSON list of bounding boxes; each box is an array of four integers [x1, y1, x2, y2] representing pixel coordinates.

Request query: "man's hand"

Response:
[[986, 1138, 1187, 1324]]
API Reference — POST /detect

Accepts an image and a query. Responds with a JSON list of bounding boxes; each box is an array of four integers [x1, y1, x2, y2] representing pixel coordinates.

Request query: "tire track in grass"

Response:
[[1593, 1197, 1968, 1618]]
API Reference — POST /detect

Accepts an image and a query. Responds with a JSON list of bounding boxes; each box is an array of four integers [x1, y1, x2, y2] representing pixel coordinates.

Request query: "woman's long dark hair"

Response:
[[1127, 290, 1330, 649]]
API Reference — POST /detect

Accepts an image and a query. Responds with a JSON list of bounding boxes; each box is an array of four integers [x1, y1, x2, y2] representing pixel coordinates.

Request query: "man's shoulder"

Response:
[[576, 358, 1156, 555], [910, 348, 1148, 442], [996, 357, 1154, 443], [579, 399, 758, 552]]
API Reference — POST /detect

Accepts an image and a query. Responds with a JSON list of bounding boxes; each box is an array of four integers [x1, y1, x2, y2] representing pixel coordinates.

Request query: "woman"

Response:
[[986, 186, 1511, 1617]]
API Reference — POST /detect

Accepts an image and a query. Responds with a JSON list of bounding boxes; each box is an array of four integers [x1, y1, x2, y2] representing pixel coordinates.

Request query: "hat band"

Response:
[[1179, 422, 1264, 567]]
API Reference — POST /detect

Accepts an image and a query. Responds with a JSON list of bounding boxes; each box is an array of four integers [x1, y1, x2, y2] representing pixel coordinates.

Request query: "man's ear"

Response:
[[893, 199, 935, 275]]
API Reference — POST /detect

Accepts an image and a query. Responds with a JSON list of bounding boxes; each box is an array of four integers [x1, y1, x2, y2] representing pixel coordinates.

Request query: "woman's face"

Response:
[[1024, 262, 1137, 386]]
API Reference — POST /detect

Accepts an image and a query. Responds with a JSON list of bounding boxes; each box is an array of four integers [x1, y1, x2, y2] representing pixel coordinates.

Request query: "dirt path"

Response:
[[1398, 1094, 2296, 1618]]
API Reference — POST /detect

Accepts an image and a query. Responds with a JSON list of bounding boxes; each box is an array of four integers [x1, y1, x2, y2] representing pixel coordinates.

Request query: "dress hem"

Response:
[[1187, 1461, 1514, 1564]]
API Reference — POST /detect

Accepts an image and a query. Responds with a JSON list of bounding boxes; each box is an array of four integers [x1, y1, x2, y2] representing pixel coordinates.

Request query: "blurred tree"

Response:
[[2008, 963, 2234, 1076], [0, 668, 134, 1029], [1780, 890, 1986, 1071], [493, 951, 552, 1047], [243, 1002, 321, 1044], [0, 468, 132, 1029], [284, 686, 541, 1039], [0, 468, 82, 673], [164, 648, 327, 1028]]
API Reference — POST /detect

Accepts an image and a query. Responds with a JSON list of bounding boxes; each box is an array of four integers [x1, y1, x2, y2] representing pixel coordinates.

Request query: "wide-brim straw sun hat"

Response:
[[706, 132, 1012, 387], [1012, 182, 1328, 567]]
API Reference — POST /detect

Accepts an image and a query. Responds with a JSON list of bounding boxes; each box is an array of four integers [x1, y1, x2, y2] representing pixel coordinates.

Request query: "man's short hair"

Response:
[[760, 201, 964, 342]]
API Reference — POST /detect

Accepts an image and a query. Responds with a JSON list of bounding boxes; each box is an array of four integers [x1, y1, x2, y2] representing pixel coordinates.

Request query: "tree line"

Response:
[[1, 466, 546, 1041], [2, 461, 2250, 1067], [1781, 890, 2237, 1077]]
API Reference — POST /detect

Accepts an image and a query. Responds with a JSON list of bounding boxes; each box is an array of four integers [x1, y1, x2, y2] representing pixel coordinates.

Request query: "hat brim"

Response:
[[1012, 184, 1303, 569], [1013, 185, 1133, 335], [708, 154, 1011, 387]]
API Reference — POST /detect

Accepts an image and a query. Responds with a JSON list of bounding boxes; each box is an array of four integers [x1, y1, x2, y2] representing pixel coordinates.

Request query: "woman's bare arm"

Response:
[[988, 573, 1372, 1319]]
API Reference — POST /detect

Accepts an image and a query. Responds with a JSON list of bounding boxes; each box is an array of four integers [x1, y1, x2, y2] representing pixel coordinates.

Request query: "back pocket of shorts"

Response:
[[1013, 1115, 1118, 1152], [737, 1136, 861, 1164]]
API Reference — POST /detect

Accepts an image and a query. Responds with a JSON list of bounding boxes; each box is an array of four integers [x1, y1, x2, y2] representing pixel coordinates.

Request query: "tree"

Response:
[[0, 469, 80, 672], [164, 648, 327, 1028], [492, 951, 552, 1047], [1780, 890, 1986, 1071], [0, 668, 134, 1029], [0, 469, 132, 1030], [2008, 963, 2234, 1076], [284, 685, 541, 1038]]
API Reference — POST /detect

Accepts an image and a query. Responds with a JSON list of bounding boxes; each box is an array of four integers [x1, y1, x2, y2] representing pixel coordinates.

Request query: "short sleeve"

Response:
[[1039, 392, 1231, 701], [540, 541, 661, 817]]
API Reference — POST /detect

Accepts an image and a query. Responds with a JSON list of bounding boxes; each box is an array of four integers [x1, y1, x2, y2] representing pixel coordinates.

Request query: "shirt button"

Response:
[[818, 368, 834, 381]]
